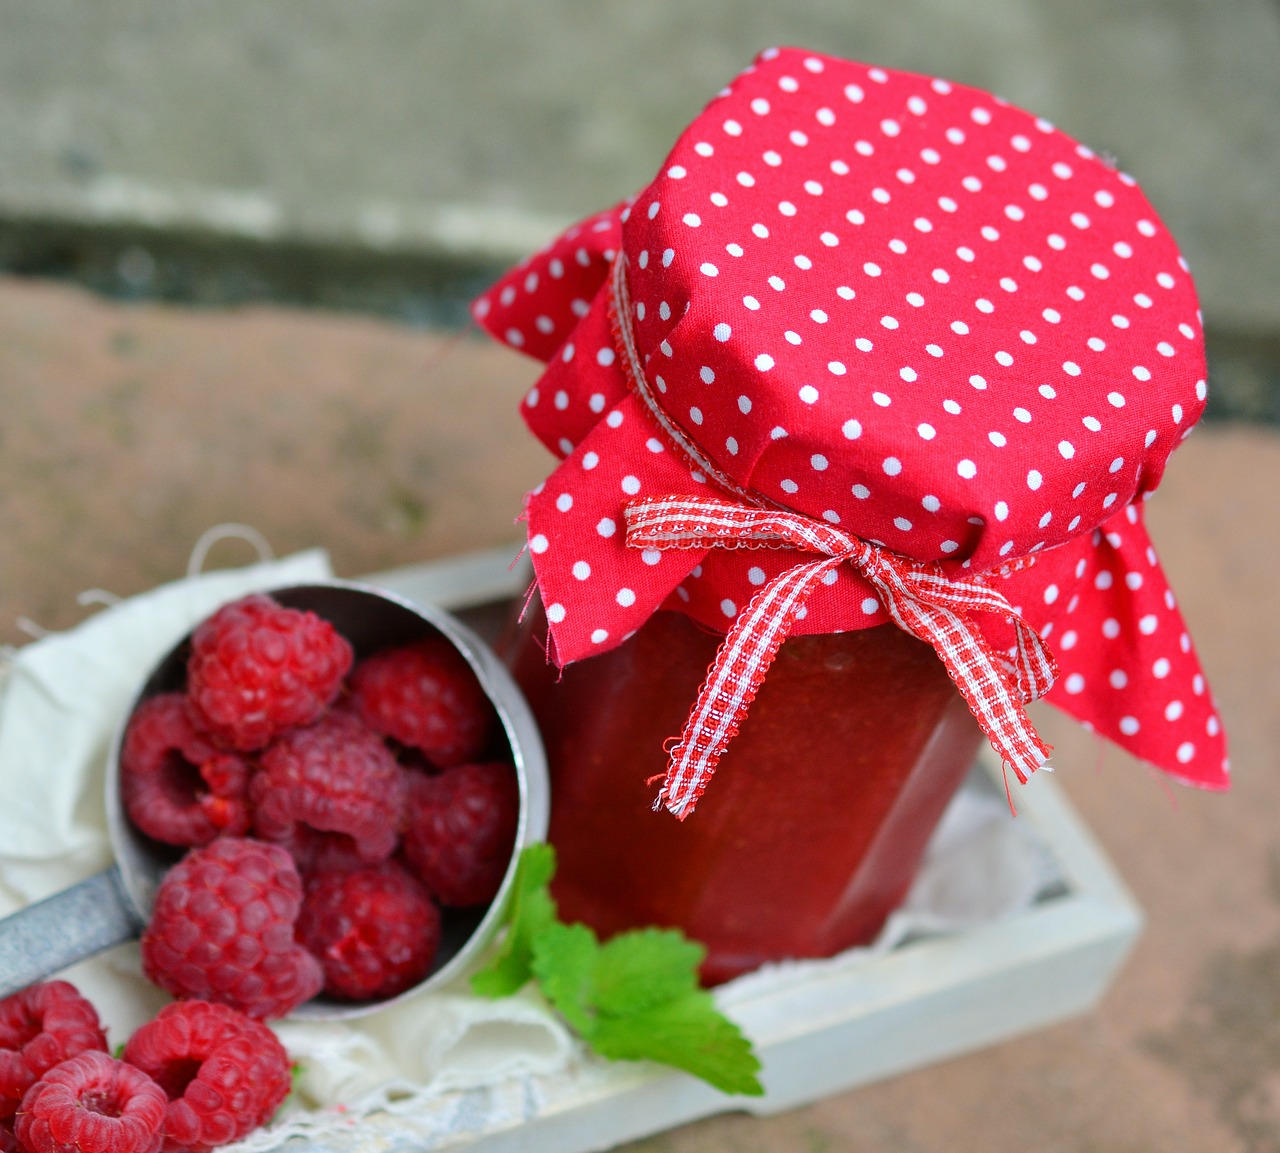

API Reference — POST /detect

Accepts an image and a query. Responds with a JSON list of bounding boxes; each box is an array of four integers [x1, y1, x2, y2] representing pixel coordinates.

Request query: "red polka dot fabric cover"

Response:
[[473, 46, 1228, 793]]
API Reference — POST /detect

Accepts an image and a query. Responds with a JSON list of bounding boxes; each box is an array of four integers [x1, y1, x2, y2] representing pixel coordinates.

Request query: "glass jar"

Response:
[[506, 598, 984, 985]]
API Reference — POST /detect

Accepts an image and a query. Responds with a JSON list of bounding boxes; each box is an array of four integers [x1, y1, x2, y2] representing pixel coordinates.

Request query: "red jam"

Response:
[[507, 601, 984, 985]]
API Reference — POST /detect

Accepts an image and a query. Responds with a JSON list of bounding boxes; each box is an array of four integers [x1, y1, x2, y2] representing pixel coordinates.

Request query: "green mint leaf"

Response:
[[591, 927, 703, 1016], [591, 991, 764, 1097], [531, 920, 600, 1037], [468, 843, 763, 1097], [470, 843, 559, 998]]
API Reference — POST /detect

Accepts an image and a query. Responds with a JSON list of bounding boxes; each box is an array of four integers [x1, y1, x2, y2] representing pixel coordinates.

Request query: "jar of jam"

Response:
[[473, 49, 1228, 982], [508, 600, 982, 983]]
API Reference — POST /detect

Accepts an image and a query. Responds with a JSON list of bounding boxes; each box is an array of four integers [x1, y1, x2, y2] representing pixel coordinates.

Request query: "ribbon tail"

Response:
[[657, 555, 844, 818], [871, 574, 1052, 785], [891, 559, 1060, 707]]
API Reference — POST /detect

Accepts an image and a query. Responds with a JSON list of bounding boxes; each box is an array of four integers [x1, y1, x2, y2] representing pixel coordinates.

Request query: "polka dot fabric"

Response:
[[473, 47, 1228, 791]]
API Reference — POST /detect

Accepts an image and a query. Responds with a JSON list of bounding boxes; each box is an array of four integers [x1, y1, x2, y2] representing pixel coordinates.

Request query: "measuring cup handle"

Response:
[[0, 866, 144, 999]]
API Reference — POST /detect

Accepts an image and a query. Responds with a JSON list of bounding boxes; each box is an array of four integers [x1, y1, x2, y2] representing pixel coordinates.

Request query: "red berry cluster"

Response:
[[0, 982, 290, 1153], [123, 593, 522, 1018]]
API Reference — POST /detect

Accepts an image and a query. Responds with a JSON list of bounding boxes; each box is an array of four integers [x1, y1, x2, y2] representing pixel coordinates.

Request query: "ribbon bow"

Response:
[[625, 495, 1059, 819]]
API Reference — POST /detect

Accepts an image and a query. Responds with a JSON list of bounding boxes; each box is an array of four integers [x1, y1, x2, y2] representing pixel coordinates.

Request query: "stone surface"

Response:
[[1, 276, 1278, 1151], [1, 0, 1278, 330]]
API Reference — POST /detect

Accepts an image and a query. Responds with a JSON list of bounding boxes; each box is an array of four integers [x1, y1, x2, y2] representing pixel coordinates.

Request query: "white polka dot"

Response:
[[883, 457, 903, 476], [862, 597, 880, 615], [590, 628, 608, 644], [1065, 673, 1085, 694], [811, 454, 829, 471], [917, 423, 936, 440], [546, 602, 566, 624], [556, 493, 573, 512], [530, 533, 549, 554], [614, 587, 636, 609], [641, 549, 661, 566], [1102, 618, 1121, 638], [799, 385, 819, 404], [958, 459, 977, 479], [683, 213, 701, 228], [646, 438, 664, 453], [756, 353, 775, 371], [1119, 716, 1140, 736], [852, 484, 870, 499], [1138, 614, 1159, 635], [720, 599, 738, 618], [748, 566, 767, 586], [700, 262, 719, 277], [713, 322, 732, 342], [842, 419, 862, 440], [571, 560, 591, 581], [1176, 742, 1195, 764], [621, 475, 641, 496]]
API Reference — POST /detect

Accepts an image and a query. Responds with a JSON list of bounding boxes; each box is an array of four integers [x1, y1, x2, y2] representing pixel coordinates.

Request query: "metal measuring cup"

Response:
[[0, 581, 549, 1020]]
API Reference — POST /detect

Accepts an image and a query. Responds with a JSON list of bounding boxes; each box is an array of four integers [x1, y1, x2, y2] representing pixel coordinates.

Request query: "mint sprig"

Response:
[[471, 844, 764, 1097]]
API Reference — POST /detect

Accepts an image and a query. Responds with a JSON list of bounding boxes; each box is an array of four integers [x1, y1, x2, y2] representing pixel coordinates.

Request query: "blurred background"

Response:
[[1, 6, 1279, 1152], [1, 0, 1278, 418]]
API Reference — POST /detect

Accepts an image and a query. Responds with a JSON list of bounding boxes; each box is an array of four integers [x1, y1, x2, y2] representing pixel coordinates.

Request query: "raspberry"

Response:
[[402, 762, 519, 907], [0, 981, 108, 1120], [251, 712, 405, 872], [296, 862, 441, 1002], [140, 838, 323, 1020], [15, 1051, 166, 1153], [120, 695, 252, 846], [186, 594, 353, 752], [122, 1001, 290, 1153], [349, 637, 496, 767]]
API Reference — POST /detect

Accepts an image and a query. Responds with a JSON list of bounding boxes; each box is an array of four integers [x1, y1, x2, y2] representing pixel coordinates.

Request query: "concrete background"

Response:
[[1, 0, 1278, 338]]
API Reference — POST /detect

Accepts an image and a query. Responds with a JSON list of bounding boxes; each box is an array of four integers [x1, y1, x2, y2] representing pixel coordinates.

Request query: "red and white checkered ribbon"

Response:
[[625, 495, 1059, 819]]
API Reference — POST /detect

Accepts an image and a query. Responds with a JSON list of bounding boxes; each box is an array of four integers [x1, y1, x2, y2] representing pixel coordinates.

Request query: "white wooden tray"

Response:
[[354, 548, 1142, 1153]]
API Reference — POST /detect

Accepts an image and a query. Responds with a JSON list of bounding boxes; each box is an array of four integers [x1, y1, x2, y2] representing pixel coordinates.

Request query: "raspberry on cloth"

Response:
[[14, 1051, 167, 1153], [122, 1000, 291, 1153], [473, 46, 1228, 813], [0, 981, 108, 1120]]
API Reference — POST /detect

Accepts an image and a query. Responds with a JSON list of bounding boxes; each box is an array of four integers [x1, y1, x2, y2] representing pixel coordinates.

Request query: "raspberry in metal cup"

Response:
[[478, 47, 1228, 980], [0, 582, 550, 1018]]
